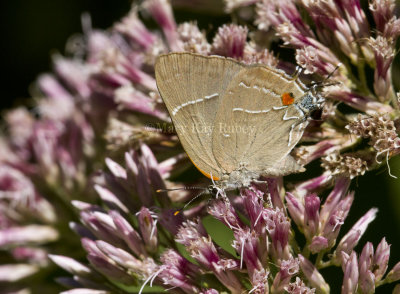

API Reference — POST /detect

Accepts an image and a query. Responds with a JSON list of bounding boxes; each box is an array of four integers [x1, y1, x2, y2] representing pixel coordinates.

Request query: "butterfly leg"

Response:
[[252, 179, 268, 185], [288, 122, 296, 146], [287, 106, 308, 146], [249, 182, 270, 206], [282, 107, 304, 121], [291, 66, 303, 80], [288, 121, 306, 146]]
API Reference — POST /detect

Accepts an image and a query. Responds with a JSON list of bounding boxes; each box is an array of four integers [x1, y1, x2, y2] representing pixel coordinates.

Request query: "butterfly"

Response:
[[155, 52, 325, 190]]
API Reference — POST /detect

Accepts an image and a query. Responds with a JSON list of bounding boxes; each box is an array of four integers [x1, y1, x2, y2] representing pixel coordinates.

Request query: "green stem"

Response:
[[356, 60, 369, 95], [289, 230, 301, 255], [375, 277, 390, 288], [302, 243, 310, 259], [389, 84, 399, 110], [342, 59, 370, 96], [318, 260, 333, 269], [315, 251, 325, 268]]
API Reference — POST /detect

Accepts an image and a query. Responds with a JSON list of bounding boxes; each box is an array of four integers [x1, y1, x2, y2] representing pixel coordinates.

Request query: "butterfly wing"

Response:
[[212, 65, 307, 176], [155, 52, 244, 179]]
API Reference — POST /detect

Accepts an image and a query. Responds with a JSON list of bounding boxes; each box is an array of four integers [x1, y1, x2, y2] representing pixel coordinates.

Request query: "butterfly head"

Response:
[[298, 91, 325, 117]]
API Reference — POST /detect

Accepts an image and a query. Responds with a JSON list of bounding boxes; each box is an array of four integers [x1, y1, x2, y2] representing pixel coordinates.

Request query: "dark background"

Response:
[[0, 0, 399, 293], [0, 0, 131, 109]]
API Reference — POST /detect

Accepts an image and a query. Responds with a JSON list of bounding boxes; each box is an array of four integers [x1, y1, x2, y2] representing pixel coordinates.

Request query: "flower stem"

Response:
[[357, 61, 369, 95]]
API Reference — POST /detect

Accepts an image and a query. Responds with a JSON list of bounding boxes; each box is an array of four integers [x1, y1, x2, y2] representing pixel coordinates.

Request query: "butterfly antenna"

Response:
[[310, 63, 342, 89], [326, 63, 342, 80], [173, 189, 209, 216], [156, 186, 205, 193]]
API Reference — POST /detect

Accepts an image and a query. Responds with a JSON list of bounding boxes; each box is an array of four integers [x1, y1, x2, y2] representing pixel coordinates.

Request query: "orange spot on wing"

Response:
[[281, 92, 295, 106], [174, 211, 180, 216], [188, 156, 220, 181]]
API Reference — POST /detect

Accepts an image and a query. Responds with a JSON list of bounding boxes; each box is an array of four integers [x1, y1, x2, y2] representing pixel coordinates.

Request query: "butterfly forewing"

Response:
[[155, 53, 244, 179], [212, 65, 306, 176]]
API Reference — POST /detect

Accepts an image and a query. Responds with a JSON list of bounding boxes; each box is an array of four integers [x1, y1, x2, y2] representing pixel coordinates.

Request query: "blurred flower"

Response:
[[0, 165, 58, 292], [346, 114, 400, 163], [48, 151, 399, 293]]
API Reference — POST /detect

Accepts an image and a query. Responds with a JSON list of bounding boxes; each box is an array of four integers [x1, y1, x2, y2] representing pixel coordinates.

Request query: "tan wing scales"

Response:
[[155, 53, 244, 179], [212, 65, 307, 176]]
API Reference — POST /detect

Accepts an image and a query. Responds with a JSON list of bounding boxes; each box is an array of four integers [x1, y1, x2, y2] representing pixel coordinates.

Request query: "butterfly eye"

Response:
[[310, 108, 323, 121], [207, 185, 219, 196]]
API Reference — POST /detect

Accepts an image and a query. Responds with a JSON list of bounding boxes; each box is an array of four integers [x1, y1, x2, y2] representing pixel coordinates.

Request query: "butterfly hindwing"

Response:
[[212, 65, 306, 176]]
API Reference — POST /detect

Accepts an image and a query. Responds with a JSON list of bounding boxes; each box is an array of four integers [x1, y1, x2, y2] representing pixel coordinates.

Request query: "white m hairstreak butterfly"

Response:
[[155, 52, 325, 190]]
